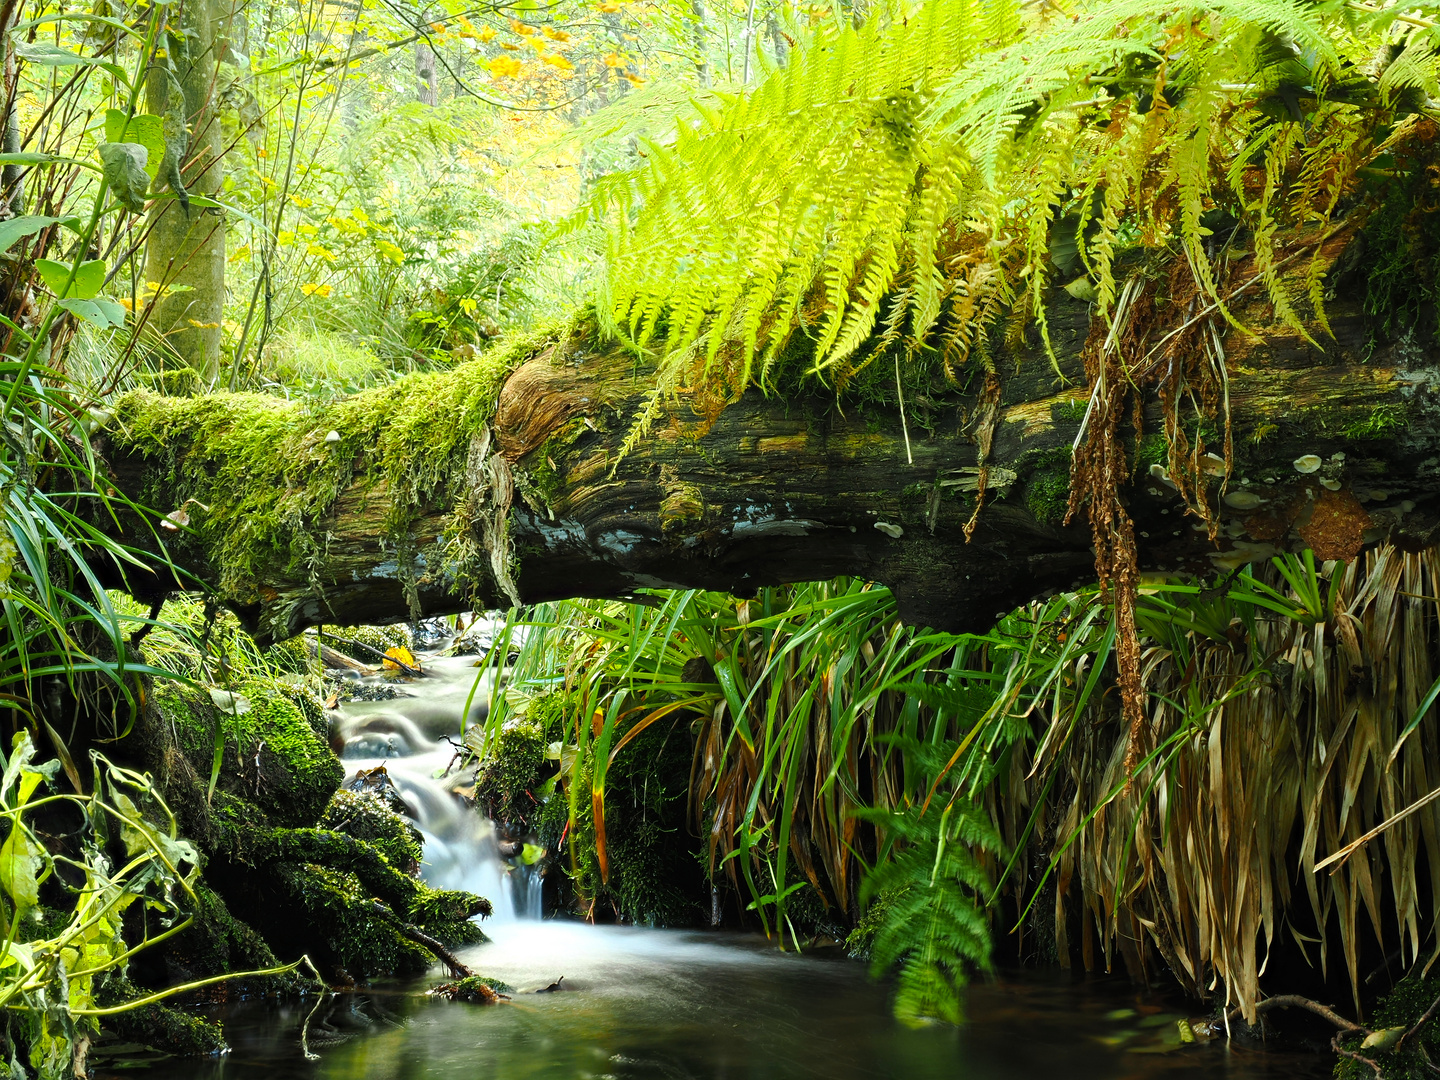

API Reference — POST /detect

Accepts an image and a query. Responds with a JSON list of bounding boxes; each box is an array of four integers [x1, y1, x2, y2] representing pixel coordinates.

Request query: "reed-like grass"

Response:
[[466, 547, 1440, 1025]]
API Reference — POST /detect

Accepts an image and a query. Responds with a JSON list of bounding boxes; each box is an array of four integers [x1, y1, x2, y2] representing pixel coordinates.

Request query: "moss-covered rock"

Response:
[[1335, 977, 1440, 1080], [269, 862, 434, 977], [156, 678, 342, 829], [319, 623, 413, 660], [164, 883, 289, 993], [320, 789, 423, 874], [430, 974, 512, 1002], [96, 975, 227, 1057], [474, 719, 546, 829]]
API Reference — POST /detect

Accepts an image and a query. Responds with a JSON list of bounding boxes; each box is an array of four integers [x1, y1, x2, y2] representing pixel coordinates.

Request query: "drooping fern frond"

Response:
[[859, 789, 1004, 1025], [588, 0, 1440, 399]]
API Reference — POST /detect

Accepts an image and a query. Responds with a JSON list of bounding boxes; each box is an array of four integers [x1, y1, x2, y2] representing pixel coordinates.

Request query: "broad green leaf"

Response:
[[103, 110, 165, 181], [14, 42, 92, 65], [97, 142, 150, 212], [57, 297, 125, 328], [35, 258, 106, 299], [0, 823, 44, 911], [0, 215, 58, 253]]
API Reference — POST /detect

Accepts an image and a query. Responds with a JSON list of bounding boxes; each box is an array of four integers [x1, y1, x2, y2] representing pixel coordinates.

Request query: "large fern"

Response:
[[589, 0, 1440, 397]]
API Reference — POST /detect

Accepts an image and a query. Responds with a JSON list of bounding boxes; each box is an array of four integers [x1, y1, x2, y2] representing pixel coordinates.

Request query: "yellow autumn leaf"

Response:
[[621, 71, 646, 85], [500, 41, 521, 51], [544, 52, 575, 70], [597, 1, 621, 10], [604, 51, 626, 68], [300, 282, 333, 297], [508, 18, 535, 34], [524, 36, 547, 52], [542, 26, 570, 41], [374, 238, 406, 265], [383, 646, 421, 672], [477, 25, 496, 42], [489, 54, 523, 76]]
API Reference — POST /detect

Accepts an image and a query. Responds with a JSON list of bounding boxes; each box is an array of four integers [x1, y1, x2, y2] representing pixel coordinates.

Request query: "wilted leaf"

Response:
[[208, 688, 251, 714], [98, 142, 150, 213], [0, 823, 44, 911], [103, 110, 166, 181], [1361, 1026, 1407, 1052]]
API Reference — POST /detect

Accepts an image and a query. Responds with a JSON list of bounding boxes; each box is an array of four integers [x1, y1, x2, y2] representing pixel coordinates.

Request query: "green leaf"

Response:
[[35, 258, 106, 299], [0, 822, 44, 912], [13, 41, 128, 85], [14, 42, 92, 65], [103, 110, 165, 181], [97, 142, 150, 212], [0, 215, 58, 253], [57, 297, 125, 328]]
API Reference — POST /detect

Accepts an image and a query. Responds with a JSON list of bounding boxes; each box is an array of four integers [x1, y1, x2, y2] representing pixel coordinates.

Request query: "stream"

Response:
[[114, 641, 1335, 1080]]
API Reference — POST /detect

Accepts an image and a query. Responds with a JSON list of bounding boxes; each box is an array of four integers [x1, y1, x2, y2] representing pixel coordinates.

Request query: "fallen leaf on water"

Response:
[[382, 646, 420, 672]]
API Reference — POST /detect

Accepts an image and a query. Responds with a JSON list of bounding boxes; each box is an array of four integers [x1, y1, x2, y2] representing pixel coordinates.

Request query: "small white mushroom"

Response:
[[1223, 490, 1265, 511], [1330, 452, 1346, 463], [1402, 500, 1417, 514], [1149, 463, 1177, 490], [325, 430, 342, 444], [1200, 452, 1227, 476], [1320, 478, 1342, 491], [874, 521, 904, 539], [1293, 454, 1323, 474]]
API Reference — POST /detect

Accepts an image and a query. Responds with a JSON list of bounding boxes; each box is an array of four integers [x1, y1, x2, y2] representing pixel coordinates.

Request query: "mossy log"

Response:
[[98, 240, 1440, 636]]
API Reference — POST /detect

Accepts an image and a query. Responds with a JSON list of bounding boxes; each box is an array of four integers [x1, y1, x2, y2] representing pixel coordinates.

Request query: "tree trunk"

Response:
[[97, 233, 1440, 642], [689, 0, 710, 87], [415, 40, 439, 106], [141, 0, 229, 385]]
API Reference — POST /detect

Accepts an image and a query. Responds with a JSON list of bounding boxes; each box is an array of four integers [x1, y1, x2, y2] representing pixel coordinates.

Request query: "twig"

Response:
[[1333, 1031, 1383, 1078], [369, 903, 472, 977], [317, 632, 425, 677], [1395, 990, 1440, 1056], [1227, 994, 1367, 1033]]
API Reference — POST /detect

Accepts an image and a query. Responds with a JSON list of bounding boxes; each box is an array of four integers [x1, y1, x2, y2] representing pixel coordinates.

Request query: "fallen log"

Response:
[[96, 243, 1440, 640]]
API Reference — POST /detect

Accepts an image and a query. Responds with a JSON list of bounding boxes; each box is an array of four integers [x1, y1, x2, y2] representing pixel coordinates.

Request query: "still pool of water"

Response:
[[117, 919, 1335, 1080]]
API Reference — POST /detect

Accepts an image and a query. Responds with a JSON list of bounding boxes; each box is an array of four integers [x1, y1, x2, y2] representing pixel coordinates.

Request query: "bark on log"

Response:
[[97, 244, 1440, 640]]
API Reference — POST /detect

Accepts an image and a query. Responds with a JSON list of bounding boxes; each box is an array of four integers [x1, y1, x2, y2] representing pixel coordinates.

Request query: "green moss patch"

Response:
[[110, 319, 581, 607]]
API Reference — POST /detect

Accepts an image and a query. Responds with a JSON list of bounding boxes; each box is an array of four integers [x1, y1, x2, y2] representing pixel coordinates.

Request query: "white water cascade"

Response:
[[328, 651, 543, 922]]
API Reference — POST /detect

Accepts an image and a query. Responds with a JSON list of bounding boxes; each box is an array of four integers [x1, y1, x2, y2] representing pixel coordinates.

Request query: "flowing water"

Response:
[[112, 641, 1335, 1080]]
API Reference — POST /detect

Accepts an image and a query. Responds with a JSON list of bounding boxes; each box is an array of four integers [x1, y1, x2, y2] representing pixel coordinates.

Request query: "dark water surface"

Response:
[[115, 920, 1334, 1080]]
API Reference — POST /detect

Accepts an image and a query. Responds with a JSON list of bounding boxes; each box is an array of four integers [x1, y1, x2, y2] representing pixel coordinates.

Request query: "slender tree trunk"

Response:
[[767, 11, 789, 69], [141, 0, 230, 386], [415, 40, 439, 106], [1, 0, 23, 214], [689, 0, 710, 87]]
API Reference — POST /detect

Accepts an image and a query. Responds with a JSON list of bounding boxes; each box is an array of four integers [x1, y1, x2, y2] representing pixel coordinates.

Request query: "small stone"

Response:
[[874, 521, 903, 539], [1293, 454, 1323, 474]]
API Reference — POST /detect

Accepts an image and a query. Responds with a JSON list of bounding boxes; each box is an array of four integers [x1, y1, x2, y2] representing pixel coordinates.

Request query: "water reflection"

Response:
[[118, 922, 1333, 1080]]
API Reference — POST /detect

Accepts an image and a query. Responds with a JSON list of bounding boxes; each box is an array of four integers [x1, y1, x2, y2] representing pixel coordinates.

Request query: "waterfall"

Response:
[[330, 651, 543, 922]]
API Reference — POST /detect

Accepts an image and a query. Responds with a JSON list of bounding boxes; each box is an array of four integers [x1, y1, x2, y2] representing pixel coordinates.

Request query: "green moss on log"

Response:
[[109, 318, 581, 607]]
